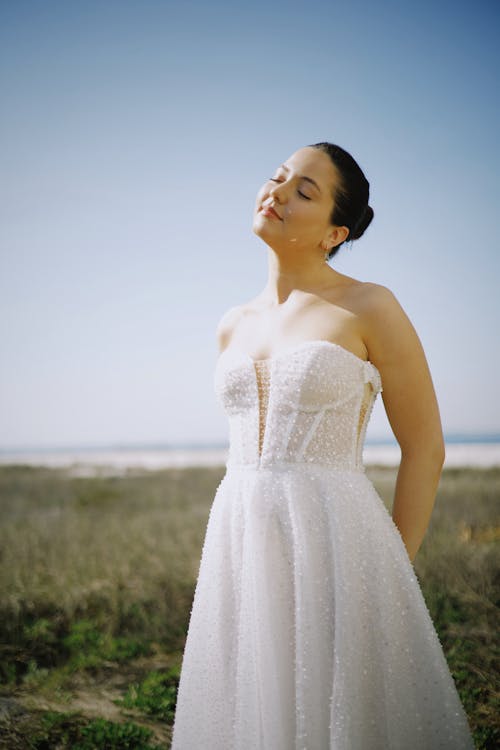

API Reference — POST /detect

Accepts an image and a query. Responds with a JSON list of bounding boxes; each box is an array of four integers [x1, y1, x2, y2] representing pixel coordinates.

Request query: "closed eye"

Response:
[[269, 178, 311, 200]]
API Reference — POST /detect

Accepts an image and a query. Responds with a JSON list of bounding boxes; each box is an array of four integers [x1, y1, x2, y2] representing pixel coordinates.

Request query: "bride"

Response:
[[171, 142, 475, 749]]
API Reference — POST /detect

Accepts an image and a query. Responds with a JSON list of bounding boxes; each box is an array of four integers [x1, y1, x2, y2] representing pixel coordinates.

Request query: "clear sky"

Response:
[[1, 0, 499, 449]]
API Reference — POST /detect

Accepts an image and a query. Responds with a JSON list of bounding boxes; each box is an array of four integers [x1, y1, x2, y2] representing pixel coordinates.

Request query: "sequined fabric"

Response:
[[171, 340, 475, 750]]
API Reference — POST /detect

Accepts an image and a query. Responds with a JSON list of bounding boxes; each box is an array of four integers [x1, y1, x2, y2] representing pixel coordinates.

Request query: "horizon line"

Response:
[[1, 431, 500, 453]]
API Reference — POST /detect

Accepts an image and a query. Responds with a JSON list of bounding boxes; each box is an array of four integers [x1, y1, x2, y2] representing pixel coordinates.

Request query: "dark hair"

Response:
[[307, 142, 374, 260]]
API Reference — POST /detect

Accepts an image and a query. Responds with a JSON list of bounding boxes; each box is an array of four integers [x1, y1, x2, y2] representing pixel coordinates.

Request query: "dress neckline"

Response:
[[219, 338, 381, 379]]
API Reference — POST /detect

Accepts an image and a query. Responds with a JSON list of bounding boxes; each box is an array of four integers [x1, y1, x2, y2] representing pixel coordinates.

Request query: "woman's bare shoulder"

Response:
[[215, 303, 251, 352], [354, 282, 422, 366], [332, 278, 414, 356], [344, 279, 404, 319]]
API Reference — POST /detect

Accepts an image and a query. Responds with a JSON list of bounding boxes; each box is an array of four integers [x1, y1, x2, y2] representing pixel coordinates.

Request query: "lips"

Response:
[[261, 204, 282, 220]]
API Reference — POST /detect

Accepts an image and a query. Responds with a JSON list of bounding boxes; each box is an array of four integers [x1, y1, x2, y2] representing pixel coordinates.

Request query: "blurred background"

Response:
[[1, 0, 499, 470]]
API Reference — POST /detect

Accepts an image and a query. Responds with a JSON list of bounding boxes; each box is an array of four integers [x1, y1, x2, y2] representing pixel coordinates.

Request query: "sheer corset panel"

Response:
[[253, 359, 374, 460], [254, 360, 272, 457], [358, 381, 373, 439]]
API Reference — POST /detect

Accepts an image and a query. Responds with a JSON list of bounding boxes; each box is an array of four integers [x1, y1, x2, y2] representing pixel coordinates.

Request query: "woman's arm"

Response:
[[361, 284, 446, 563]]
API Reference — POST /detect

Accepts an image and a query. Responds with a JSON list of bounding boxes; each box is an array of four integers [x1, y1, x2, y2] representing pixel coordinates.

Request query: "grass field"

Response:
[[0, 463, 498, 749]]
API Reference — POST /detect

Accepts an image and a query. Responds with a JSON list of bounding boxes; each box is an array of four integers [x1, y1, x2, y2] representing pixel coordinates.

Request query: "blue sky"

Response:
[[1, 0, 499, 449]]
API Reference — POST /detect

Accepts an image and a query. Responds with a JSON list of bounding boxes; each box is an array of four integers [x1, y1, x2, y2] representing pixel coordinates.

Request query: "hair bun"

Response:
[[350, 205, 374, 241], [307, 142, 373, 258]]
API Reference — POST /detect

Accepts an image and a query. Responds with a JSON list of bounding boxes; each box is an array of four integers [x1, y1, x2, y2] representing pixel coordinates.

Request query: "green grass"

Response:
[[115, 666, 180, 723], [73, 717, 164, 750], [0, 463, 498, 748], [32, 712, 165, 750]]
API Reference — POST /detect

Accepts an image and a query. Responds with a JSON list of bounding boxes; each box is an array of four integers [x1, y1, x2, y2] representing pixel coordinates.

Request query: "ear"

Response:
[[328, 225, 349, 247]]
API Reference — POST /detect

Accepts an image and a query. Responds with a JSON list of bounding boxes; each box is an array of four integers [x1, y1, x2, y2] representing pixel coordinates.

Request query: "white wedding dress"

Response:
[[171, 340, 475, 749]]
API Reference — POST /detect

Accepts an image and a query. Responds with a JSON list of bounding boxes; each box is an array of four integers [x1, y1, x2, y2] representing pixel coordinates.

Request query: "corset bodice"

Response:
[[214, 339, 383, 471]]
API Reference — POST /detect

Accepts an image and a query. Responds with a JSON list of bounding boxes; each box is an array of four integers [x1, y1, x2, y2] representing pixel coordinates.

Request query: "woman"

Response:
[[171, 143, 475, 749]]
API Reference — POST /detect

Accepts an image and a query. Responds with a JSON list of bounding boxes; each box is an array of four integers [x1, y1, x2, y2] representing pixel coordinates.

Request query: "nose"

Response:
[[269, 182, 285, 203]]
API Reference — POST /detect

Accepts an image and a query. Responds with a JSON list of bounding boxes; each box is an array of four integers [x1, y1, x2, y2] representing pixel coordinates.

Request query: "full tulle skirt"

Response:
[[171, 464, 475, 750]]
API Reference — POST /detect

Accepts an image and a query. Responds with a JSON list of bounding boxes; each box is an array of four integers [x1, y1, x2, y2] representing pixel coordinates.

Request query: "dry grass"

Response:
[[0, 465, 222, 654]]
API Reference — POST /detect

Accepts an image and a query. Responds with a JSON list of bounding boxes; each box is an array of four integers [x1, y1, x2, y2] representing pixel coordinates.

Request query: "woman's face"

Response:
[[252, 147, 345, 256]]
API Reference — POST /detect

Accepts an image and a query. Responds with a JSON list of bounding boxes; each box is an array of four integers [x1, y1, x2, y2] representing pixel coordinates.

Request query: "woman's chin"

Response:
[[252, 216, 276, 238]]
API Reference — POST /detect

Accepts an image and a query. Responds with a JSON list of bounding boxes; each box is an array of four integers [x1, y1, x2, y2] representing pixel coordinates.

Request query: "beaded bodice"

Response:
[[214, 339, 383, 471]]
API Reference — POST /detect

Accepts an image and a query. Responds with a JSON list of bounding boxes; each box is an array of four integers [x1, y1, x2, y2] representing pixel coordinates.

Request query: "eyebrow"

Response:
[[279, 164, 322, 194]]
